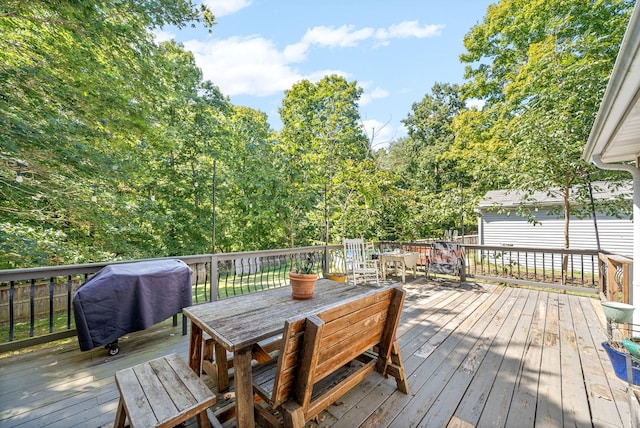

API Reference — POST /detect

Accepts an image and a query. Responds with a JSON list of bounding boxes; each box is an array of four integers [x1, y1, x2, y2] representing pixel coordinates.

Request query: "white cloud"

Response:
[[182, 19, 443, 99], [382, 21, 444, 39], [184, 35, 351, 98], [283, 42, 309, 63], [287, 21, 444, 58], [185, 36, 303, 96], [203, 0, 252, 17], [359, 87, 389, 106], [466, 98, 486, 110], [302, 25, 375, 48], [306, 69, 349, 82]]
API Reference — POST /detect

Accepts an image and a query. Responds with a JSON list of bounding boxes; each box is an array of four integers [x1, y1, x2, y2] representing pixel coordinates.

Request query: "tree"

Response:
[[215, 106, 286, 252], [277, 75, 370, 246], [0, 1, 215, 266], [333, 157, 415, 241], [391, 83, 476, 238], [459, 0, 634, 265]]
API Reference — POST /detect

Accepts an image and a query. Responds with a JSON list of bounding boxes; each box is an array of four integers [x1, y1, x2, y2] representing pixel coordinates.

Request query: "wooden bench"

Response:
[[252, 285, 408, 427], [114, 353, 218, 428]]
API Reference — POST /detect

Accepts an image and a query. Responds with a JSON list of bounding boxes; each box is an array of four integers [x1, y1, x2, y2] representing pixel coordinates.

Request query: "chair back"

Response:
[[343, 238, 379, 285], [269, 317, 307, 408], [343, 238, 366, 268], [257, 286, 407, 425], [294, 286, 405, 410]]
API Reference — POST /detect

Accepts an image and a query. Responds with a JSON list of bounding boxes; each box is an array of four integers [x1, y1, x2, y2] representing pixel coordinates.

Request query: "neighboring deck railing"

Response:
[[0, 242, 629, 352]]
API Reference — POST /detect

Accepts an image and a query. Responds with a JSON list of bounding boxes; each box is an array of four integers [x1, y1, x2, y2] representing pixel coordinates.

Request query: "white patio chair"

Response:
[[343, 238, 380, 286]]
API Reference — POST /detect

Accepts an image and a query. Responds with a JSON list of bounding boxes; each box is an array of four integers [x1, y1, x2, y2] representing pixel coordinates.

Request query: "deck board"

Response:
[[474, 287, 530, 428], [578, 295, 632, 428], [504, 291, 545, 428], [535, 291, 563, 427], [0, 278, 635, 428], [415, 286, 516, 427], [445, 286, 521, 427], [558, 292, 592, 428]]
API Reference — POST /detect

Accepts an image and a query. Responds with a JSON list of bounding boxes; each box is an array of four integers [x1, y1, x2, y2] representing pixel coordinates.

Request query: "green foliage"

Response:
[[456, 0, 634, 245], [214, 106, 285, 252], [391, 83, 478, 236], [1, 0, 635, 268], [0, 0, 223, 265], [278, 75, 373, 246], [291, 254, 317, 274]]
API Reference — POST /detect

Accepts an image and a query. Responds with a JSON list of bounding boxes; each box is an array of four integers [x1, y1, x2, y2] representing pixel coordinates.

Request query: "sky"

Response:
[[157, 0, 496, 148]]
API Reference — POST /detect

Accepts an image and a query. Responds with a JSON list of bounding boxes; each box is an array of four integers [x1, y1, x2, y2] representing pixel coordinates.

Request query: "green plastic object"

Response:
[[601, 301, 635, 323], [623, 338, 640, 360]]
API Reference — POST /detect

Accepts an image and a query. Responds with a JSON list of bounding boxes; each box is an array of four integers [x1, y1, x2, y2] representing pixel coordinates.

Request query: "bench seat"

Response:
[[114, 353, 217, 428]]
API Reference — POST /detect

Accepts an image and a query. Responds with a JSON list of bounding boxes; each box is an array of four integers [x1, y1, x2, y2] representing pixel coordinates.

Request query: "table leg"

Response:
[[381, 260, 387, 280], [215, 342, 230, 392], [401, 262, 406, 283], [188, 323, 203, 375], [233, 348, 255, 427]]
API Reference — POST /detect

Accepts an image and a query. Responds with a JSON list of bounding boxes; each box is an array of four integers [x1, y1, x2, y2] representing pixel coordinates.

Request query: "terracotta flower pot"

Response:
[[289, 272, 318, 300]]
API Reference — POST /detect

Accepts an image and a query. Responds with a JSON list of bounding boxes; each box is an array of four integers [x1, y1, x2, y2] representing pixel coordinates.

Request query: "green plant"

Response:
[[291, 254, 316, 274]]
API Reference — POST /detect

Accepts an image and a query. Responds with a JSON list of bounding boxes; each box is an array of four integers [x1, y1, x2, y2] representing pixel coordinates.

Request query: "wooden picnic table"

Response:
[[183, 279, 389, 427]]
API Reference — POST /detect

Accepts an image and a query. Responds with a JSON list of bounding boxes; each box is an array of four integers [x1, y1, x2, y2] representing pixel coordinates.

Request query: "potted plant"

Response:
[[289, 255, 318, 300], [600, 301, 640, 385]]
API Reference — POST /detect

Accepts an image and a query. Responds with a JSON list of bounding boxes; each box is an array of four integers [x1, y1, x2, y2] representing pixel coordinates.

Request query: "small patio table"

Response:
[[183, 279, 387, 427], [379, 251, 418, 283]]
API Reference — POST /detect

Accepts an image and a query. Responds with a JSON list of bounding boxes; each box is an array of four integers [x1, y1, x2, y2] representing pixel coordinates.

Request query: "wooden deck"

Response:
[[0, 278, 636, 427]]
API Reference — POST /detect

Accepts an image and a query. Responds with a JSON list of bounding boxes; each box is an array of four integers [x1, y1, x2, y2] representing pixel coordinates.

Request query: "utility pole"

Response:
[[211, 159, 216, 253]]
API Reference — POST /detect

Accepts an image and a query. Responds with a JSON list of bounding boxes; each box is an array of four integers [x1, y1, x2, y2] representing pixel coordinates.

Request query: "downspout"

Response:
[[592, 154, 640, 326], [586, 172, 601, 251]]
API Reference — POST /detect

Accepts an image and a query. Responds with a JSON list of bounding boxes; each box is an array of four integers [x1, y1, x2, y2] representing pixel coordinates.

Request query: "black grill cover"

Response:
[[73, 259, 192, 351]]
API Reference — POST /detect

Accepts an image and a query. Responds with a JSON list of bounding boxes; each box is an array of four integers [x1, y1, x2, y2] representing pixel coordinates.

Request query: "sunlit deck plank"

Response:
[[333, 283, 503, 427], [0, 278, 635, 428], [558, 293, 592, 427], [504, 291, 546, 427], [410, 285, 517, 427], [440, 286, 521, 428], [534, 291, 563, 426], [323, 283, 473, 426]]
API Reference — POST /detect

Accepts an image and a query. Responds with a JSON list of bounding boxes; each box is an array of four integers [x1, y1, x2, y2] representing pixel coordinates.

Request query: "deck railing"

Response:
[[0, 245, 343, 352], [0, 242, 628, 352], [380, 241, 608, 295], [598, 252, 633, 303], [462, 244, 601, 295]]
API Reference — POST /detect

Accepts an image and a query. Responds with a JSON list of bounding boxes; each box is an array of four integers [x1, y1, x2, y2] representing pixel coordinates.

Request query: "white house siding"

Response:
[[478, 210, 633, 258]]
